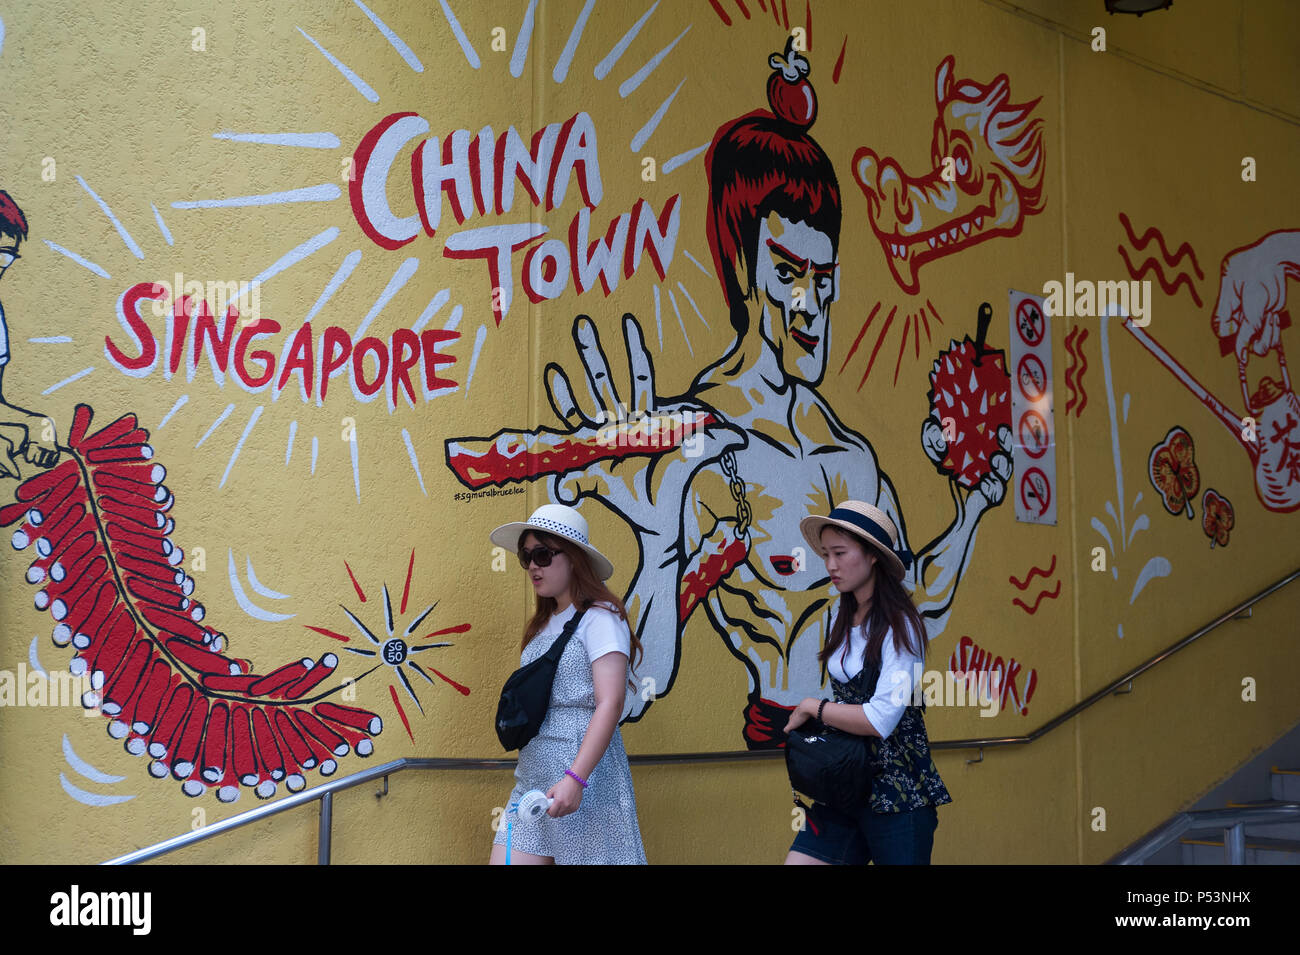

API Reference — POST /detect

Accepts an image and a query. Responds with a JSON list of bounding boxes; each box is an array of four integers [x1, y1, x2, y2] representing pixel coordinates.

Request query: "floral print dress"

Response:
[[830, 655, 952, 813]]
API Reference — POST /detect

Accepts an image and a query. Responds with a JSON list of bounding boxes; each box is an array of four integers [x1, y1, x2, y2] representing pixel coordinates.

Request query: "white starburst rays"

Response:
[[338, 582, 455, 716], [39, 1, 709, 501], [36, 175, 149, 395], [286, 0, 712, 477]]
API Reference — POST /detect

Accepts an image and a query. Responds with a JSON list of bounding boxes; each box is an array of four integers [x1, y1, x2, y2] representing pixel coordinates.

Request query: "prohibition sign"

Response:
[[1018, 409, 1049, 459], [1017, 353, 1048, 403], [1015, 297, 1045, 347], [1020, 467, 1051, 517]]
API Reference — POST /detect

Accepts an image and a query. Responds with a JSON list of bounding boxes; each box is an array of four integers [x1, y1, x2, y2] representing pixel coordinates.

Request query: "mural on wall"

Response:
[[850, 56, 1045, 296], [1063, 325, 1090, 418], [1201, 489, 1234, 549], [1125, 228, 1300, 513], [1, 404, 401, 802], [837, 56, 1045, 403], [447, 39, 1019, 748], [0, 0, 1296, 872], [2, 149, 473, 800], [1009, 554, 1060, 617], [18, 0, 1292, 815], [0, 0, 729, 812], [1148, 425, 1199, 519], [947, 634, 1037, 716], [0, 192, 59, 476], [1090, 313, 1173, 643], [1092, 216, 1297, 640]]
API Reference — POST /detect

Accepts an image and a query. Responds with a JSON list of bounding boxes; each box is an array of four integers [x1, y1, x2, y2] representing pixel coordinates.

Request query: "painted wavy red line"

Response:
[[1065, 326, 1089, 416], [1073, 327, 1089, 416], [1118, 246, 1205, 308], [1064, 327, 1078, 414], [1009, 554, 1056, 590], [1012, 580, 1061, 614], [1119, 212, 1204, 279]]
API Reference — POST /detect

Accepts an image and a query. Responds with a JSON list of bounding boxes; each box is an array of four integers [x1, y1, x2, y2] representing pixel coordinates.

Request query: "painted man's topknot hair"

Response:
[[766, 36, 816, 129]]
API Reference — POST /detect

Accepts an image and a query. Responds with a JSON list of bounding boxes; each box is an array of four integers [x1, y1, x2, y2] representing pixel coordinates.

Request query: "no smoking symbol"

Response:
[[1020, 467, 1051, 517]]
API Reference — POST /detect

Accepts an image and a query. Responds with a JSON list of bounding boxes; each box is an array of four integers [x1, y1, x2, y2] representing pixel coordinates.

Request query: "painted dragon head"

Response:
[[852, 56, 1045, 294]]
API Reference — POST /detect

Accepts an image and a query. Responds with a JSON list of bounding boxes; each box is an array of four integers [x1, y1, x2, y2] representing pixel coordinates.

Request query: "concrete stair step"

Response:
[[1221, 800, 1300, 841], [1180, 832, 1300, 865], [1271, 767, 1300, 802]]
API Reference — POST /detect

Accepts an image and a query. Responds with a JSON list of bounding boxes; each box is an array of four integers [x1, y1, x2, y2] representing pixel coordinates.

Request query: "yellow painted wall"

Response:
[[0, 0, 1297, 865]]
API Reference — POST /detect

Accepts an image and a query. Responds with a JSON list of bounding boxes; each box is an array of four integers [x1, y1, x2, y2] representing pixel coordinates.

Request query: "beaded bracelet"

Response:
[[817, 699, 828, 724], [565, 769, 589, 789]]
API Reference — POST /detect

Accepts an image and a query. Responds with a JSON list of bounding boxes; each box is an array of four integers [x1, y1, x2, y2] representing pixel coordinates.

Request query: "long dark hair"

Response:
[[520, 531, 643, 680], [818, 533, 926, 671]]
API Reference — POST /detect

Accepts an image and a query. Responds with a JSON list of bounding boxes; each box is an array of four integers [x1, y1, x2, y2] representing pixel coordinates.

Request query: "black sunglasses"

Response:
[[518, 544, 561, 569]]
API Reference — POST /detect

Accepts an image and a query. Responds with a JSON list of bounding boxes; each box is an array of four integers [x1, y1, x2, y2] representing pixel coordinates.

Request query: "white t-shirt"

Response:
[[539, 601, 631, 664], [825, 621, 924, 740]]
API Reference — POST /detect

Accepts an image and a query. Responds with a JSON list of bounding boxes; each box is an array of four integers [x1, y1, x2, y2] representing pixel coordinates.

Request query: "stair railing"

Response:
[[102, 567, 1300, 865]]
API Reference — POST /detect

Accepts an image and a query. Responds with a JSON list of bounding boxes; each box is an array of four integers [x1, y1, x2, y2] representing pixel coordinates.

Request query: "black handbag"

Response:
[[785, 657, 884, 812], [495, 609, 586, 751], [786, 721, 879, 812]]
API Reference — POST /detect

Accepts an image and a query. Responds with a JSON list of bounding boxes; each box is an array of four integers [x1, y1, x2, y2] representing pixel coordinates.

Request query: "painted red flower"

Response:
[[1148, 426, 1199, 518], [1202, 489, 1234, 548]]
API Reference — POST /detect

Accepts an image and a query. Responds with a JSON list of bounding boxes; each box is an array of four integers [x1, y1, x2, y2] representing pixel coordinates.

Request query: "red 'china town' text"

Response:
[[348, 111, 681, 323]]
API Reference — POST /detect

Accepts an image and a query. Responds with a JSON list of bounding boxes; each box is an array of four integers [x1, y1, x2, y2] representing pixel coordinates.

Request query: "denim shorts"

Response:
[[790, 800, 939, 865]]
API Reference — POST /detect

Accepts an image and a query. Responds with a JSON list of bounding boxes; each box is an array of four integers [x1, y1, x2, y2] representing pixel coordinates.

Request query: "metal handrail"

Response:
[[102, 566, 1299, 865], [102, 751, 782, 865], [930, 567, 1300, 752], [1108, 803, 1300, 864]]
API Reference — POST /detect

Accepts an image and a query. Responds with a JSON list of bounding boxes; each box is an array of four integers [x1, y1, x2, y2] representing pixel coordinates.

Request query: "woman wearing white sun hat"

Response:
[[783, 500, 952, 865], [487, 503, 647, 865]]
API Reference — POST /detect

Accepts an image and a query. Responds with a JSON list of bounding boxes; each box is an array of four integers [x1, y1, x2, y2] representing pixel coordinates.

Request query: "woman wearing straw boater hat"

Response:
[[487, 503, 647, 865], [783, 500, 951, 865]]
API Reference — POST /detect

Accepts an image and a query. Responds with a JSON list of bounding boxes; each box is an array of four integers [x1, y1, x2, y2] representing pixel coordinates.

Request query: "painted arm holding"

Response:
[[890, 427, 1012, 637], [0, 365, 60, 471]]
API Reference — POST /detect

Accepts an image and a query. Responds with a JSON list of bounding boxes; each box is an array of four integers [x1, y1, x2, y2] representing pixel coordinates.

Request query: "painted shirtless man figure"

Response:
[[0, 190, 60, 480], [449, 45, 1012, 746]]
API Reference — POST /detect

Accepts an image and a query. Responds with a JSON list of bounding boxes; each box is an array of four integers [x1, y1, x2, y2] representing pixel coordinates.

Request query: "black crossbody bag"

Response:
[[785, 657, 884, 812], [495, 609, 587, 751]]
